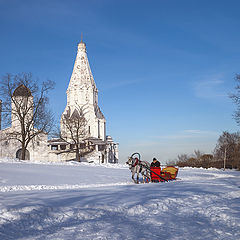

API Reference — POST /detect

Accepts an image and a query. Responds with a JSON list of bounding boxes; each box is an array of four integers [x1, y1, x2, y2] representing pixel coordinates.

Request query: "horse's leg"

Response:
[[136, 168, 139, 184], [132, 171, 136, 183], [148, 171, 151, 182], [142, 172, 145, 183], [144, 170, 149, 183], [145, 170, 150, 183]]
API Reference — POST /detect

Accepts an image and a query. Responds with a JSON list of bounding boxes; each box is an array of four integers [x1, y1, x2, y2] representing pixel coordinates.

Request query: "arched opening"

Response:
[[102, 153, 104, 164], [98, 120, 100, 138], [16, 149, 30, 160]]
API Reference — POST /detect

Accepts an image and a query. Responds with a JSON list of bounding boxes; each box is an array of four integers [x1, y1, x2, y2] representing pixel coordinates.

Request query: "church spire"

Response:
[[66, 41, 98, 107]]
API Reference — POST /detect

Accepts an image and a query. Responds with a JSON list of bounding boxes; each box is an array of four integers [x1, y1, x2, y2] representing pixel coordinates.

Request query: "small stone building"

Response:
[[0, 85, 49, 161]]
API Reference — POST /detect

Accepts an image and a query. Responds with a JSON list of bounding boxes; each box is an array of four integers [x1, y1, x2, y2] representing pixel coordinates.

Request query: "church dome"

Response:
[[13, 84, 32, 97], [78, 42, 86, 52], [106, 136, 113, 142]]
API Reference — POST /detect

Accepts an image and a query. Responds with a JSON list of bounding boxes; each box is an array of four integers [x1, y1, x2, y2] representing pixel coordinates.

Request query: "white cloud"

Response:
[[154, 134, 196, 140], [183, 129, 218, 135], [193, 74, 227, 99]]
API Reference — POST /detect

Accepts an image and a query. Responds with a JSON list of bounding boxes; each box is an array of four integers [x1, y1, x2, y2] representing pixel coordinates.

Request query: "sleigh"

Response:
[[150, 166, 178, 182], [129, 152, 179, 183]]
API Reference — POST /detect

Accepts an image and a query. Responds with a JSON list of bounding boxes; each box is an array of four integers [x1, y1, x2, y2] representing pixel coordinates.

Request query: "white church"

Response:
[[0, 41, 119, 164]]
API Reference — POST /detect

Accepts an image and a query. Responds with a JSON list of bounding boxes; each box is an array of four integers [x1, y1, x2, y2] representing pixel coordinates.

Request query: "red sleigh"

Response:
[[150, 166, 178, 182]]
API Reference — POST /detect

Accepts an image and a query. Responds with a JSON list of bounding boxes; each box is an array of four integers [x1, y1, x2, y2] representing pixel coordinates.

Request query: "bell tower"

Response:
[[12, 84, 33, 130], [61, 41, 106, 140]]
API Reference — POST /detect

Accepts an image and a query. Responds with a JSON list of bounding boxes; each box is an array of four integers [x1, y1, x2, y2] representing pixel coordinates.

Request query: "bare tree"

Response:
[[60, 105, 89, 161], [174, 151, 214, 168], [0, 73, 55, 160], [175, 154, 189, 167], [200, 154, 213, 169], [194, 150, 203, 160], [193, 150, 204, 167], [214, 131, 240, 169]]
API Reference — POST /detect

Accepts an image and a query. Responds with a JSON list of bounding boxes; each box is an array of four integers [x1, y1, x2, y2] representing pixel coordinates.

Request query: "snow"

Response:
[[0, 159, 240, 240]]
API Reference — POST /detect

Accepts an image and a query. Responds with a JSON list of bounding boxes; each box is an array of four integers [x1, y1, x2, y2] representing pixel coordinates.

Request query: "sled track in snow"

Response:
[[0, 182, 134, 192]]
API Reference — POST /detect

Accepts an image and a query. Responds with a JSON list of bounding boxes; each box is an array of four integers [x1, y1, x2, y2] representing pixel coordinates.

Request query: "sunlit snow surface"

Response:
[[0, 159, 240, 240]]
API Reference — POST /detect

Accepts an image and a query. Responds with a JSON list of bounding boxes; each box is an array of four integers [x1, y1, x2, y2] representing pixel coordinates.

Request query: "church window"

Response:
[[98, 145, 105, 151], [60, 145, 66, 150], [98, 120, 100, 138], [37, 141, 40, 146], [51, 145, 58, 150]]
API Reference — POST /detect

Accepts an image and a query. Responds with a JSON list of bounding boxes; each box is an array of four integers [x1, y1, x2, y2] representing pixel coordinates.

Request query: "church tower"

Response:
[[12, 84, 33, 130], [61, 41, 106, 141]]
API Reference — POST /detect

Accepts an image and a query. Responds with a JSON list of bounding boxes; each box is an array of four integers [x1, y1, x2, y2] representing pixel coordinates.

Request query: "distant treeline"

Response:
[[169, 131, 240, 170]]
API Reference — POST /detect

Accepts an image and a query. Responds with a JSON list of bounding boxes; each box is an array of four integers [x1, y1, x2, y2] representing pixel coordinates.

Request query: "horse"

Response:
[[126, 157, 151, 184]]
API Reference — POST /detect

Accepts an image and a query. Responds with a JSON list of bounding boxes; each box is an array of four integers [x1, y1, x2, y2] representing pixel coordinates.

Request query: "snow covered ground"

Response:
[[0, 159, 240, 240]]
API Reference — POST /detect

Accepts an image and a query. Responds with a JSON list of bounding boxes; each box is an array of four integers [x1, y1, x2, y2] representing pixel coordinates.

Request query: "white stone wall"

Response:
[[0, 128, 49, 161]]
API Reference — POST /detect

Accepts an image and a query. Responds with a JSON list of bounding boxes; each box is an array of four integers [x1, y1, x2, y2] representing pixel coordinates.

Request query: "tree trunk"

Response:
[[76, 147, 81, 162], [21, 143, 26, 160]]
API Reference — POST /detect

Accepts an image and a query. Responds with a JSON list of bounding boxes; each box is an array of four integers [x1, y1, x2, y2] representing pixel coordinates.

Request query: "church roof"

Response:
[[94, 105, 105, 119], [71, 109, 81, 119], [67, 42, 97, 92], [85, 137, 106, 145], [13, 84, 32, 97], [48, 138, 68, 145]]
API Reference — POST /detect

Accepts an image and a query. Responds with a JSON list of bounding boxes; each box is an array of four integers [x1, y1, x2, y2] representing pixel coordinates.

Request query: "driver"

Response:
[[151, 157, 160, 167]]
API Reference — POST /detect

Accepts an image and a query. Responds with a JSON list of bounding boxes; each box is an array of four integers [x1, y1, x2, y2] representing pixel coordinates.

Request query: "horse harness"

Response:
[[131, 158, 143, 172]]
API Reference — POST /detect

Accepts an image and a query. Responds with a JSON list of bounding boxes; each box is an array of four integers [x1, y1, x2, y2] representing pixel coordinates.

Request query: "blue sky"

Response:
[[0, 0, 240, 163]]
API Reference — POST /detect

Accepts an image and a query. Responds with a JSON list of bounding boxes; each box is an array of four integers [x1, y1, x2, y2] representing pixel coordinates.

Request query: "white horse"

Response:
[[126, 157, 151, 184]]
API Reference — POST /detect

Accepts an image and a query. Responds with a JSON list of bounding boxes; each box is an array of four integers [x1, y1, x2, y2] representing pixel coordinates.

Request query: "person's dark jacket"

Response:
[[151, 160, 160, 167]]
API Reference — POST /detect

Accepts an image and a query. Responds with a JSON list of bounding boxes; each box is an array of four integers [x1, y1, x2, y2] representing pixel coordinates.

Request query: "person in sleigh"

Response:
[[151, 157, 160, 167]]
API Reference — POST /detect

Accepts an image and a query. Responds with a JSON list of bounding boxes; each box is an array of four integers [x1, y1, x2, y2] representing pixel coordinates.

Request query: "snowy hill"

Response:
[[0, 159, 240, 240]]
